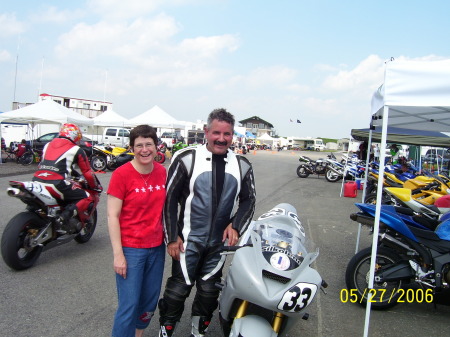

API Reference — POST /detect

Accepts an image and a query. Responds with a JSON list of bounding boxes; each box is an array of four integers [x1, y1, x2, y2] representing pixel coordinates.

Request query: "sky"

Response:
[[1, 0, 450, 139]]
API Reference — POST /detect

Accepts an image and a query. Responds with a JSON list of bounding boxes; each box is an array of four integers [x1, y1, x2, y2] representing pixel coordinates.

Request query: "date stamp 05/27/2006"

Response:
[[340, 288, 434, 304]]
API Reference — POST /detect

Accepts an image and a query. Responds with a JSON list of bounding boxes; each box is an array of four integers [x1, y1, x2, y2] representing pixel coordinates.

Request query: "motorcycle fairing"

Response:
[[355, 203, 419, 242], [14, 181, 60, 206], [229, 315, 278, 337]]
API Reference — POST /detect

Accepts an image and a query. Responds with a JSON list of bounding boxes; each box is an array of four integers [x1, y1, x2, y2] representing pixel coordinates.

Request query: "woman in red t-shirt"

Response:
[[107, 125, 166, 337]]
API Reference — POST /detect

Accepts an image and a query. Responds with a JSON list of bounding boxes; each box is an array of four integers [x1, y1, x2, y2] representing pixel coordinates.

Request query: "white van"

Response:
[[103, 127, 130, 147]]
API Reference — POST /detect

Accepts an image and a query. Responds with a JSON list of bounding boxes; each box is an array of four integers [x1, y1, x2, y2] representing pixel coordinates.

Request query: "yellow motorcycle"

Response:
[[90, 145, 134, 171]]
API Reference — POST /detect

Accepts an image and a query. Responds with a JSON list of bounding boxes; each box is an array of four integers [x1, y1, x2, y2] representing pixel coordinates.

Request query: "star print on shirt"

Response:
[[148, 185, 153, 192], [155, 185, 161, 190], [135, 188, 140, 193], [141, 187, 146, 192]]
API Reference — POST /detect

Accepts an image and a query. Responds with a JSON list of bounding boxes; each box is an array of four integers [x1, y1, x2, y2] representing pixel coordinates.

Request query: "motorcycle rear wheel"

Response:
[[1, 212, 45, 270], [155, 152, 166, 164], [296, 165, 309, 178], [19, 152, 34, 166], [364, 192, 397, 205], [90, 155, 107, 171], [106, 161, 117, 171], [345, 246, 405, 309], [325, 168, 341, 182], [74, 209, 97, 244]]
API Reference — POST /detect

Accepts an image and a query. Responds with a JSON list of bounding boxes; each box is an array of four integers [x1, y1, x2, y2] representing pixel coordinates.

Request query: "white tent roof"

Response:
[[257, 133, 275, 140], [92, 109, 128, 127], [371, 59, 450, 132], [0, 99, 93, 126], [126, 105, 184, 129]]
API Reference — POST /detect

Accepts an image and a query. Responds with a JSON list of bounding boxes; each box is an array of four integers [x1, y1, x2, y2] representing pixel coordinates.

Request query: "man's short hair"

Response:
[[207, 108, 235, 129]]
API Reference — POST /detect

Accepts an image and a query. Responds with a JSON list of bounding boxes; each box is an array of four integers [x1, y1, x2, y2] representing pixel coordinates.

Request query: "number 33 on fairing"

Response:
[[277, 283, 318, 312]]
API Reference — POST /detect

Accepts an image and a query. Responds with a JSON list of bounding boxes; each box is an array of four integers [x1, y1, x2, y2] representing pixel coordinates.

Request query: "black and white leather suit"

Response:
[[159, 144, 256, 326]]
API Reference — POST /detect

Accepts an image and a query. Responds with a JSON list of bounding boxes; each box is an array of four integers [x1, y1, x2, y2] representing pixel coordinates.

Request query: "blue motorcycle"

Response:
[[345, 202, 450, 309]]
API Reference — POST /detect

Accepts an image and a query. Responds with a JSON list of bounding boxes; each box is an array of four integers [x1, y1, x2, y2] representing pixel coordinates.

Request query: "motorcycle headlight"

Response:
[[269, 252, 291, 271]]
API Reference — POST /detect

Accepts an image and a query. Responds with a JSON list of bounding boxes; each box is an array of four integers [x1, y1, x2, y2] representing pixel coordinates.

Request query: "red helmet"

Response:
[[59, 123, 82, 144]]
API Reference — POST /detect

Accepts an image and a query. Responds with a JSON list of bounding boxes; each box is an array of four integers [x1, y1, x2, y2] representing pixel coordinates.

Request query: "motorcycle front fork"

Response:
[[234, 300, 284, 334]]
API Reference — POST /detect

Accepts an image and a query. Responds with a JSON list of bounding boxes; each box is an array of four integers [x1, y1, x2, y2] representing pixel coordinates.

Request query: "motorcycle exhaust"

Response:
[[380, 233, 418, 255], [327, 165, 343, 175], [7, 187, 20, 197]]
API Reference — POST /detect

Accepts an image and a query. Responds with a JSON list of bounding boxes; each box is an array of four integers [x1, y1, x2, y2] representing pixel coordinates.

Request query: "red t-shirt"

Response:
[[107, 161, 166, 248]]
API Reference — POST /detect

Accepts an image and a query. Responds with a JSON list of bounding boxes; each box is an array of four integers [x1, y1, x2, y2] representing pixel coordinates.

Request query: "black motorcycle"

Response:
[[296, 155, 329, 178]]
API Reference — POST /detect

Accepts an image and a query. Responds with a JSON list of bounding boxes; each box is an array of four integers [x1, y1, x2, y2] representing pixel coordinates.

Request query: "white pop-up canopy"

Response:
[[0, 99, 93, 126], [361, 58, 450, 336], [92, 109, 128, 127], [126, 105, 185, 129]]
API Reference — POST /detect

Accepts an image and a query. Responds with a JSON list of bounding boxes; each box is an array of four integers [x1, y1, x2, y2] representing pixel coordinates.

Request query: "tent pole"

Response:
[[363, 106, 389, 337]]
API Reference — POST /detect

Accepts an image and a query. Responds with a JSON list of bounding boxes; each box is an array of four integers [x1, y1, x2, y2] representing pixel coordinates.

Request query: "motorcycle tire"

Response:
[[90, 155, 107, 171], [19, 152, 34, 166], [106, 161, 117, 171], [74, 209, 97, 244], [296, 165, 310, 178], [364, 192, 397, 205], [155, 152, 166, 164], [345, 246, 405, 309], [1, 212, 45, 270], [325, 168, 341, 182]]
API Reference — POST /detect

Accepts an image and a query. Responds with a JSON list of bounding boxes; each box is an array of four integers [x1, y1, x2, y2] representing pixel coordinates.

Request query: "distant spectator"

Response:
[[16, 139, 29, 158], [359, 141, 368, 160], [1, 137, 6, 150]]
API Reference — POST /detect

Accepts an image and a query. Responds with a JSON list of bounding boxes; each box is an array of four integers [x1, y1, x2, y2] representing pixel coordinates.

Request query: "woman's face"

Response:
[[132, 136, 156, 165]]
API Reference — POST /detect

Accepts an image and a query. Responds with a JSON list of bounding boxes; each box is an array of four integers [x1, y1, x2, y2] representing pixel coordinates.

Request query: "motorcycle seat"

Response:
[[409, 226, 450, 253], [412, 215, 440, 231]]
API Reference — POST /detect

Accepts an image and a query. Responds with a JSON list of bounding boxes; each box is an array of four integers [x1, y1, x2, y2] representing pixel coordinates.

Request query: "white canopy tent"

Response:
[[126, 105, 185, 129], [90, 109, 129, 143], [362, 59, 450, 336], [0, 100, 93, 126], [92, 109, 128, 127], [0, 100, 93, 164]]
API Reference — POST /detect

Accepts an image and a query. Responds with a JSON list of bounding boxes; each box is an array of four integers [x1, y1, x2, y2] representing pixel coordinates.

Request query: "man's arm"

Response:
[[232, 161, 256, 235]]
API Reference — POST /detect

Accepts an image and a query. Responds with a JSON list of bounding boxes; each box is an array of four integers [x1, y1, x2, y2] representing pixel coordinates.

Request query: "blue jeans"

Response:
[[112, 244, 165, 337]]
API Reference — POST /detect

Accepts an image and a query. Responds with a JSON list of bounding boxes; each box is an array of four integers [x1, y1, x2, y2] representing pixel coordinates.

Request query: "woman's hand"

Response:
[[113, 253, 127, 279]]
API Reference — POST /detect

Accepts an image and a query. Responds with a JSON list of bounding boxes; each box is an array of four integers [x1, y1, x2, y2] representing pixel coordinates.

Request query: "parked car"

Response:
[[32, 132, 93, 157], [423, 148, 450, 164]]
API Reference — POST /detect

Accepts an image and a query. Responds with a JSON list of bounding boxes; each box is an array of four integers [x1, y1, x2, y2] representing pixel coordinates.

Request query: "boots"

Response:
[[190, 316, 211, 337], [56, 204, 78, 233], [159, 322, 177, 337]]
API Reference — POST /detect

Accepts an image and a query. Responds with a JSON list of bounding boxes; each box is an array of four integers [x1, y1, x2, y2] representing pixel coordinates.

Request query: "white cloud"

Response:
[[0, 13, 26, 37], [29, 6, 84, 24], [322, 54, 384, 92], [0, 50, 12, 62]]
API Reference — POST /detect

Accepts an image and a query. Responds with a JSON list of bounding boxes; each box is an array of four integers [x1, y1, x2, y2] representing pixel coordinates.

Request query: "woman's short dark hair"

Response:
[[129, 125, 158, 147]]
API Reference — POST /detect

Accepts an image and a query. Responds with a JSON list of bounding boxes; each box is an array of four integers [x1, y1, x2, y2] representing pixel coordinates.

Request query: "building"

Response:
[[238, 116, 274, 138], [38, 93, 113, 118]]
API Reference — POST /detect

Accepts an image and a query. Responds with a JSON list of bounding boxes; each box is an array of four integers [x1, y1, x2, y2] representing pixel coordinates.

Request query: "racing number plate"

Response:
[[277, 282, 318, 312]]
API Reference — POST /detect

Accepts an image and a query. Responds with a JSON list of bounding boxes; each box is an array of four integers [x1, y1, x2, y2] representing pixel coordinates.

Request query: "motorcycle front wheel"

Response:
[[90, 155, 107, 171], [75, 209, 97, 243], [1, 212, 45, 270], [325, 168, 341, 182], [296, 165, 309, 178], [345, 246, 405, 309]]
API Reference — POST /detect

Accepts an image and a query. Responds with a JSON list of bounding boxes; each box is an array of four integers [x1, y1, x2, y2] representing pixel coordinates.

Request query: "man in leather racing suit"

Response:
[[158, 108, 256, 337], [32, 123, 100, 232]]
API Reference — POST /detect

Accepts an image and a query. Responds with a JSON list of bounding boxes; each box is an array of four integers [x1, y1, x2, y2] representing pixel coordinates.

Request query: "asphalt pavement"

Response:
[[0, 149, 449, 337]]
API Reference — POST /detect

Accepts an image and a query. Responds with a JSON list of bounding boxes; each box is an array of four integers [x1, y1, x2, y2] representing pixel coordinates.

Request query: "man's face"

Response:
[[205, 119, 233, 155]]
